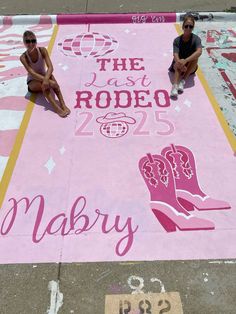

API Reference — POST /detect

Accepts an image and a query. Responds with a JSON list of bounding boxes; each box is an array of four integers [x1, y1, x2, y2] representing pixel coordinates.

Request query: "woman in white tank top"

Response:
[[20, 30, 70, 118]]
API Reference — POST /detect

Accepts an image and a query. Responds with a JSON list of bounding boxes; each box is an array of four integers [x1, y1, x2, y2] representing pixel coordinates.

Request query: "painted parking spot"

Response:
[[0, 15, 236, 264]]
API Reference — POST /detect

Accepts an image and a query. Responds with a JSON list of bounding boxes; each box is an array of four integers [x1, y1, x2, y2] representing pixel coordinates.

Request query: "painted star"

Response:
[[44, 157, 56, 174], [184, 99, 192, 107], [62, 65, 69, 71], [175, 106, 181, 112]]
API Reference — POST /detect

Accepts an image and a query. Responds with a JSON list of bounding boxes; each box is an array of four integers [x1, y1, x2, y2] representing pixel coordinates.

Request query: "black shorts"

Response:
[[27, 80, 34, 93], [169, 60, 198, 75]]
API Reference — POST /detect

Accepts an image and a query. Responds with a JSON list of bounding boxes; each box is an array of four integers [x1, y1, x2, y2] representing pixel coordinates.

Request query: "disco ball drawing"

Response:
[[58, 32, 118, 58]]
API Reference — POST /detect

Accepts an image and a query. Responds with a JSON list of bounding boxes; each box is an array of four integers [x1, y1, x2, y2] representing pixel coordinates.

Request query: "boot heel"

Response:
[[178, 197, 194, 211], [152, 209, 177, 232]]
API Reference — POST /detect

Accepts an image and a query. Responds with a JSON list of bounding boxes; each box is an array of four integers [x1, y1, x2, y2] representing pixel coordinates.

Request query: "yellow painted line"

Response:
[[197, 69, 236, 152], [48, 24, 59, 55], [0, 25, 59, 209], [175, 24, 236, 152]]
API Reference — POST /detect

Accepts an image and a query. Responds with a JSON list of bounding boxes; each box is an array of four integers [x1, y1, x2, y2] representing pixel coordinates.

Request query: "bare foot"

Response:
[[61, 105, 71, 115], [57, 108, 68, 118], [65, 107, 71, 115]]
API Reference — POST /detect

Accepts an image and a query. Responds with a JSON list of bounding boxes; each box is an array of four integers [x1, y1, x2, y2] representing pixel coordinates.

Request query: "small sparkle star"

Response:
[[44, 157, 56, 174], [184, 99, 192, 107]]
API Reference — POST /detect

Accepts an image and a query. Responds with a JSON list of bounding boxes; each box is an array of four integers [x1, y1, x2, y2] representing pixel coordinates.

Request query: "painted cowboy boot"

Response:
[[161, 144, 231, 211], [138, 153, 215, 232]]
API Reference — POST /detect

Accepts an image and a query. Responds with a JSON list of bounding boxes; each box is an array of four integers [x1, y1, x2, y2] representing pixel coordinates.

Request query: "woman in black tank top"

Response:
[[20, 30, 70, 118]]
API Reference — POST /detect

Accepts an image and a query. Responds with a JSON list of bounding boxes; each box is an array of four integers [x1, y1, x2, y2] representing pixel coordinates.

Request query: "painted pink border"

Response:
[[1, 13, 236, 25], [56, 13, 177, 24]]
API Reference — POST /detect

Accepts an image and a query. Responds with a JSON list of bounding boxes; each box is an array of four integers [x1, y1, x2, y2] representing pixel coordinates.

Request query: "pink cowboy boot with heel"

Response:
[[161, 144, 231, 211], [139, 153, 215, 232]]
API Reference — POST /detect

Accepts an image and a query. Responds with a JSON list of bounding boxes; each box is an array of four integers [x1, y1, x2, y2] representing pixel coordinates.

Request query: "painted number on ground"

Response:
[[105, 293, 183, 314]]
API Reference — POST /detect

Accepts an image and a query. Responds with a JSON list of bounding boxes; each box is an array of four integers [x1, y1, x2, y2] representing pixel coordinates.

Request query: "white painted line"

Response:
[[47, 280, 63, 314]]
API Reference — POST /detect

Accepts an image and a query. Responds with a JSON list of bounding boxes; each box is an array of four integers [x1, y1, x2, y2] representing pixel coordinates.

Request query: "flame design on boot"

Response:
[[161, 144, 231, 211]]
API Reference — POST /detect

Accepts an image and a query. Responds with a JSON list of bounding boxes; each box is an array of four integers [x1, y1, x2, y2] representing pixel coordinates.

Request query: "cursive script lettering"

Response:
[[1, 195, 138, 257]]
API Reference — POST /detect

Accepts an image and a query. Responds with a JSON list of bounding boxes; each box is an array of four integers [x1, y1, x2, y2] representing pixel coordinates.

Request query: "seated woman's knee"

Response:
[[54, 84, 60, 92], [174, 63, 181, 72], [51, 81, 60, 91]]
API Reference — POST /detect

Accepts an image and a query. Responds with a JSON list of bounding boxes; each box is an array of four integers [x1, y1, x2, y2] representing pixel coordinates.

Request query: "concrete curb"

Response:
[[56, 13, 176, 24], [0, 15, 57, 25], [176, 11, 236, 22], [0, 12, 236, 25]]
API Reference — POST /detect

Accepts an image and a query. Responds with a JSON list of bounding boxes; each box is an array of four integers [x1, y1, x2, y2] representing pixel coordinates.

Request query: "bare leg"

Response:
[[43, 89, 68, 117], [183, 59, 198, 80], [28, 80, 67, 117], [53, 87, 71, 115], [170, 65, 183, 98], [28, 80, 42, 93], [173, 65, 182, 85], [50, 76, 70, 115]]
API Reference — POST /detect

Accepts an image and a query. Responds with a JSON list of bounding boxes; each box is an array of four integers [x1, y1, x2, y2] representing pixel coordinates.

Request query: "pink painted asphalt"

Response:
[[0, 22, 236, 264]]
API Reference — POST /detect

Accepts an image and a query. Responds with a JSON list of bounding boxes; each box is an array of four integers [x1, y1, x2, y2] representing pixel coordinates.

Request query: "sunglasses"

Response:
[[184, 24, 194, 29], [25, 39, 37, 44]]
